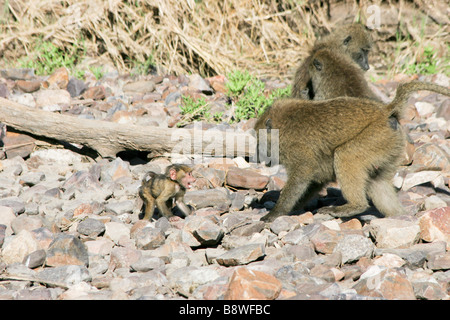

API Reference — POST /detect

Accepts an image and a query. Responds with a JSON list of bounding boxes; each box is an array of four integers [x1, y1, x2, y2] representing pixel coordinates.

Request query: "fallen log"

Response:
[[0, 97, 257, 159]]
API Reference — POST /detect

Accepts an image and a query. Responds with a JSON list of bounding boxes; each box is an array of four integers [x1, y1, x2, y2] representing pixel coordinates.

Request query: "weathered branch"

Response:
[[0, 97, 257, 159]]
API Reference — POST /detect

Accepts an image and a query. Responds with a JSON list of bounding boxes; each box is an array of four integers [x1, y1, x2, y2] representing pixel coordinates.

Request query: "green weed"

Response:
[[226, 69, 291, 122], [178, 95, 211, 127], [18, 39, 86, 78], [406, 45, 438, 75]]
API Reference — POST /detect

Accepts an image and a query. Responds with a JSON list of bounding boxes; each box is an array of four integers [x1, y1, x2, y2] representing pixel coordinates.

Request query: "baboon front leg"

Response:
[[156, 197, 175, 219], [261, 175, 311, 222]]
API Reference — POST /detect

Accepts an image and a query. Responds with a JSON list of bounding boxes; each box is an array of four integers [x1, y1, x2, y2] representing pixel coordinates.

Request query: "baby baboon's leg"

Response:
[[261, 174, 312, 222], [143, 196, 155, 220], [156, 197, 174, 219], [140, 186, 156, 220], [367, 172, 406, 217]]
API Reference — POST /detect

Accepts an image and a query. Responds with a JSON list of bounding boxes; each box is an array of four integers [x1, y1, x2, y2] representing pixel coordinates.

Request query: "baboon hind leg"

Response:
[[143, 197, 156, 220], [319, 123, 400, 218], [318, 149, 370, 218], [367, 172, 406, 217]]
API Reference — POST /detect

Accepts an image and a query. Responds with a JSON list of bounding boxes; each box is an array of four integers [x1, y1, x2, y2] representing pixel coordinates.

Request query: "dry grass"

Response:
[[0, 0, 448, 79]]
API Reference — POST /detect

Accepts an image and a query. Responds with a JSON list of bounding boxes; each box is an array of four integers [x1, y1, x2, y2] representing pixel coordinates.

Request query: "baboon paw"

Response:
[[317, 206, 363, 218], [317, 206, 349, 218], [260, 213, 280, 223], [317, 206, 337, 217]]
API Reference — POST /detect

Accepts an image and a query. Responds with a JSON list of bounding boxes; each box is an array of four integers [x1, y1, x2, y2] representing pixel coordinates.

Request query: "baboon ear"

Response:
[[265, 118, 272, 130], [343, 35, 352, 45], [169, 168, 177, 180], [313, 59, 322, 71]]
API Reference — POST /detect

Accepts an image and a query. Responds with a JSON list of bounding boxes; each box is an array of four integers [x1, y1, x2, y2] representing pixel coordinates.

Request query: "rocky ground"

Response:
[[0, 67, 449, 300]]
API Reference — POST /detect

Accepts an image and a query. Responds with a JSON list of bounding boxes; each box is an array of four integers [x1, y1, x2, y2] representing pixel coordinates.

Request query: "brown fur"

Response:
[[291, 23, 373, 99], [308, 48, 379, 101], [139, 164, 195, 220], [256, 81, 450, 222]]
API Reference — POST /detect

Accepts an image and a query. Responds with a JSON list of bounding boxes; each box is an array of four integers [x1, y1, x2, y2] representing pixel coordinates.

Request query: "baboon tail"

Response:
[[141, 171, 157, 184], [386, 81, 450, 118]]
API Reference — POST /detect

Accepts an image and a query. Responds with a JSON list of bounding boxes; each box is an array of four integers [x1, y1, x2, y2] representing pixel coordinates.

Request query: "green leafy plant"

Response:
[[18, 39, 86, 77], [225, 69, 253, 97], [178, 96, 211, 127], [406, 45, 438, 75], [226, 69, 291, 122]]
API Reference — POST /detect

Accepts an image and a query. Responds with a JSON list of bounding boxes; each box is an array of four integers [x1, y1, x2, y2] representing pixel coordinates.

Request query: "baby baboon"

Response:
[[292, 23, 373, 99], [139, 164, 196, 220], [256, 81, 450, 222]]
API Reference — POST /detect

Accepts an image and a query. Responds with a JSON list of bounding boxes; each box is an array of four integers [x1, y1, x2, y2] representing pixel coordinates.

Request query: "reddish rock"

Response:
[[224, 267, 282, 300], [2, 131, 36, 159], [353, 266, 416, 300], [419, 207, 450, 250], [15, 80, 42, 93], [340, 218, 363, 230], [82, 85, 106, 100], [310, 228, 343, 254], [412, 143, 450, 172], [207, 75, 228, 94], [208, 158, 236, 171], [43, 67, 69, 89], [226, 167, 269, 190], [73, 203, 94, 217], [295, 212, 314, 225], [369, 218, 420, 249]]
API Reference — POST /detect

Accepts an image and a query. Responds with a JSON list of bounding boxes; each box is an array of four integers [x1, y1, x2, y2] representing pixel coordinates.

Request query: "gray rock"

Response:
[[374, 241, 446, 268], [167, 266, 221, 297], [67, 77, 87, 97], [76, 218, 106, 237], [269, 216, 302, 235], [0, 197, 25, 215], [282, 228, 309, 245], [0, 224, 6, 247], [131, 255, 165, 272], [11, 215, 43, 234], [333, 234, 374, 264], [0, 68, 35, 80], [184, 216, 224, 246], [184, 188, 231, 209], [105, 200, 134, 215], [19, 171, 45, 186], [133, 227, 165, 250], [36, 265, 91, 287], [23, 249, 46, 269], [230, 191, 246, 211], [188, 74, 213, 94], [230, 220, 265, 237]]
